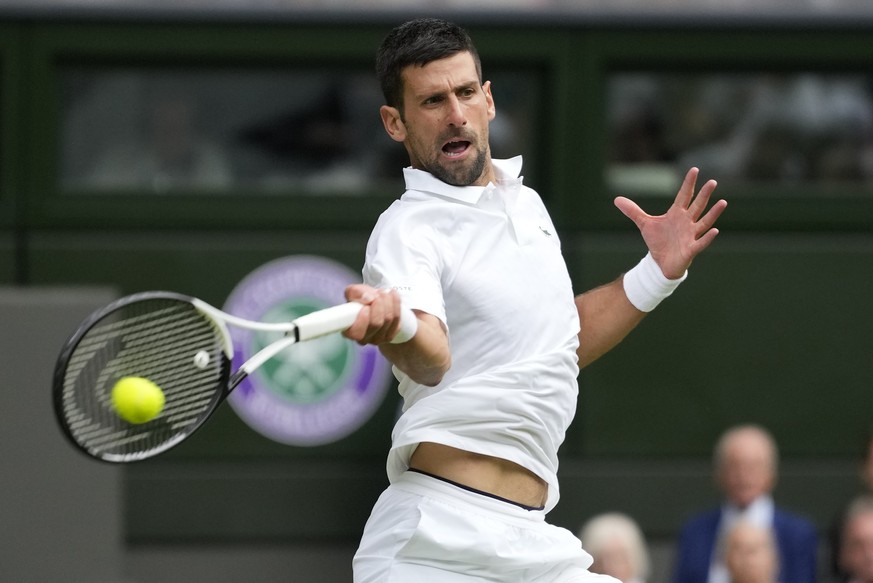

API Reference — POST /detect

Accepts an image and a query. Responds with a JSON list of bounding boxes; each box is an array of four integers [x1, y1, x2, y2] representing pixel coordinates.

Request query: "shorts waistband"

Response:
[[394, 469, 547, 524], [407, 468, 546, 511]]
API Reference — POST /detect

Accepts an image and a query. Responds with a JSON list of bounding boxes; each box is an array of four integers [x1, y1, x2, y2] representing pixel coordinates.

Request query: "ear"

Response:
[[380, 105, 407, 143], [482, 80, 496, 121]]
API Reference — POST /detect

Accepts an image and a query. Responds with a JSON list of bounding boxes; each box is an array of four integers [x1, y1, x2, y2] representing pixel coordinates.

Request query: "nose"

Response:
[[445, 95, 467, 127]]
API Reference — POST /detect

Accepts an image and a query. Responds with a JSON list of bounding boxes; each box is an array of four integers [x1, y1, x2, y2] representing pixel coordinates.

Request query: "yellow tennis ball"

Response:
[[111, 376, 165, 424]]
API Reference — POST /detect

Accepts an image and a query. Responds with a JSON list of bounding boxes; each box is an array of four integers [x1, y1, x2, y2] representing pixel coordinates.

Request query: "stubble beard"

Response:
[[426, 144, 488, 187], [408, 126, 490, 187]]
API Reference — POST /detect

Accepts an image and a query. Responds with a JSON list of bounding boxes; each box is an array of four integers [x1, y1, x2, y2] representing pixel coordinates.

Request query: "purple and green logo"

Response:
[[223, 256, 391, 446]]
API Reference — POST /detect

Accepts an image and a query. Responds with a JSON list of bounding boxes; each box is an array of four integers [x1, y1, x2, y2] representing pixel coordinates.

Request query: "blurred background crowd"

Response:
[[579, 424, 873, 583]]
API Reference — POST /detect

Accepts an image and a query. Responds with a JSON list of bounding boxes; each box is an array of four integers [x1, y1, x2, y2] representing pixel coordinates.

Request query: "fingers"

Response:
[[614, 166, 726, 271], [674, 167, 699, 209], [341, 285, 402, 345], [694, 197, 728, 236], [344, 283, 372, 304], [687, 179, 719, 221], [688, 197, 728, 256], [689, 226, 721, 256], [616, 167, 715, 226]]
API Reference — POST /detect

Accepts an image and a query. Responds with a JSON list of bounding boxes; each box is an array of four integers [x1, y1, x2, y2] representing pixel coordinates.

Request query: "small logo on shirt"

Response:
[[539, 226, 552, 237]]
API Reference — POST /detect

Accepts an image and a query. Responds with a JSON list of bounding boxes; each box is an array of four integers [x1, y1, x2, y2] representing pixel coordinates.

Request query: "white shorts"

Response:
[[353, 470, 617, 583]]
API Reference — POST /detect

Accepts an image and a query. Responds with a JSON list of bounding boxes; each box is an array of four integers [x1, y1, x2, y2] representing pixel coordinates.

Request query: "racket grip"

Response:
[[293, 302, 418, 344], [294, 302, 363, 341]]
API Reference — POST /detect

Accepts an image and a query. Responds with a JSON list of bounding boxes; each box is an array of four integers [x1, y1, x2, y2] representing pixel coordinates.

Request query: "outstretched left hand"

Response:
[[613, 167, 727, 279]]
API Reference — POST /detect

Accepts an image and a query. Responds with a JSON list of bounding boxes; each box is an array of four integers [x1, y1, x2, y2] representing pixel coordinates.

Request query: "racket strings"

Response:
[[58, 298, 229, 462]]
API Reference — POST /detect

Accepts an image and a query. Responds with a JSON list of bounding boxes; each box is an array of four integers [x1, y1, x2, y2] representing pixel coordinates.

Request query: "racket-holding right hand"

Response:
[[343, 284, 409, 345], [344, 284, 450, 387]]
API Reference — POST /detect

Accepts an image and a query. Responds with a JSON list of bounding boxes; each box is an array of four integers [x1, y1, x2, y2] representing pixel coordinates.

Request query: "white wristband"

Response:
[[623, 252, 688, 312], [390, 306, 418, 344]]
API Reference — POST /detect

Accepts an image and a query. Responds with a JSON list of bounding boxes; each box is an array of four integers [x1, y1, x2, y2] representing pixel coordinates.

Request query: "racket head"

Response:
[[53, 291, 232, 463]]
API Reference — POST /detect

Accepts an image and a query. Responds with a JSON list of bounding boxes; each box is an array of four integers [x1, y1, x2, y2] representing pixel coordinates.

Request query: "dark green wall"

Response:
[[0, 232, 13, 282], [566, 234, 873, 458]]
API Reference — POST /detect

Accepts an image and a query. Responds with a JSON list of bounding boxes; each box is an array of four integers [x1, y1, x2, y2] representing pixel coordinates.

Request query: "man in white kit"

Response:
[[343, 18, 727, 582]]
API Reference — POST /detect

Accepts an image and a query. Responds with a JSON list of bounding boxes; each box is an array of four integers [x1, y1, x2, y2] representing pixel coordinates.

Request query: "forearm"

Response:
[[380, 311, 451, 386], [577, 251, 691, 367], [575, 276, 646, 369]]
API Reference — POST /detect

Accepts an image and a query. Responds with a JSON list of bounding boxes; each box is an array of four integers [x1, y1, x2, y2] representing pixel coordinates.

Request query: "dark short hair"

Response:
[[376, 18, 482, 111]]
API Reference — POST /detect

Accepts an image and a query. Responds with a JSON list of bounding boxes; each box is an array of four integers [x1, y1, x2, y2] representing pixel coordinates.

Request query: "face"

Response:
[[842, 512, 873, 583], [718, 429, 775, 508], [590, 537, 636, 583], [380, 51, 496, 187], [724, 523, 778, 583]]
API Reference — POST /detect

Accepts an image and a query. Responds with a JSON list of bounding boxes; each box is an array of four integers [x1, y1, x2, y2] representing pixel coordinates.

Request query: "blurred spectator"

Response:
[[673, 424, 817, 583], [579, 512, 650, 583], [608, 73, 873, 194], [837, 495, 873, 583], [861, 434, 873, 493], [90, 90, 232, 192], [831, 429, 873, 581], [724, 520, 780, 583]]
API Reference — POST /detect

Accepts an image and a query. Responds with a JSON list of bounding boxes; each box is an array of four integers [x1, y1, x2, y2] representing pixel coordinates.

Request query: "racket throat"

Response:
[[229, 369, 249, 391], [230, 333, 299, 391]]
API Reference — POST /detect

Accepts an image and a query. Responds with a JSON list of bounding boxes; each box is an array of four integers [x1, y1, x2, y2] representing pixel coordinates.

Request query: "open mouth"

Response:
[[442, 140, 471, 158]]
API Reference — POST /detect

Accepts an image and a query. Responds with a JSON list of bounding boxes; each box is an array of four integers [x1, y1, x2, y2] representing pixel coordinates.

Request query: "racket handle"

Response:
[[293, 302, 418, 344], [295, 302, 363, 341]]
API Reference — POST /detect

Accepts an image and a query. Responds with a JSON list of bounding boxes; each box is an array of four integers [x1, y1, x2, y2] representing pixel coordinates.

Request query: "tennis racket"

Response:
[[53, 290, 416, 463]]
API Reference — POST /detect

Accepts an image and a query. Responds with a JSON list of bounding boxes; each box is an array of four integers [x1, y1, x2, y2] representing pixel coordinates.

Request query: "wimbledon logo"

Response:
[[223, 255, 392, 446]]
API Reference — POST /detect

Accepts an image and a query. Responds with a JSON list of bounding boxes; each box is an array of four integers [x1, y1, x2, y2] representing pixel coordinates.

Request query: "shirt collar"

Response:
[[402, 156, 523, 205], [722, 495, 775, 527]]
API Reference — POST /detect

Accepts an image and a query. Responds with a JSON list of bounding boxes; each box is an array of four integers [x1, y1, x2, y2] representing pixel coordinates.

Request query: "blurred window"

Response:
[[607, 72, 873, 196], [60, 67, 539, 196]]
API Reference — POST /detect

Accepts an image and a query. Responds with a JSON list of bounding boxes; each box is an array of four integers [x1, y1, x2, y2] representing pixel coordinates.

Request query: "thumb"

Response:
[[613, 196, 647, 228]]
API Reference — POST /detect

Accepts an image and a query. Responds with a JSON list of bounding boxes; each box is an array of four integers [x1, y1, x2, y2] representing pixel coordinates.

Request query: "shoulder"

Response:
[[774, 507, 818, 537], [375, 193, 460, 229], [679, 507, 722, 536], [370, 198, 424, 242], [365, 197, 458, 270]]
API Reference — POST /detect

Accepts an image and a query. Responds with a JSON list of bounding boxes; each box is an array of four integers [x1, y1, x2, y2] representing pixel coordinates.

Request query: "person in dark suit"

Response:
[[837, 495, 873, 583], [673, 424, 818, 583], [830, 428, 873, 582]]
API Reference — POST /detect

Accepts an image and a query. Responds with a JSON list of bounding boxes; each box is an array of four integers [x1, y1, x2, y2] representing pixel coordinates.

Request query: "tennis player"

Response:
[[343, 18, 727, 582]]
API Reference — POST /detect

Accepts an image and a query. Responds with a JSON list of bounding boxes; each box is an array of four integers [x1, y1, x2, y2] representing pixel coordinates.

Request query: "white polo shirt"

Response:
[[362, 156, 580, 512]]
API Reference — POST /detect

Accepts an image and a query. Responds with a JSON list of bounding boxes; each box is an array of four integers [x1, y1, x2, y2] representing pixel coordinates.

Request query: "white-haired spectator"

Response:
[[579, 512, 651, 583], [724, 520, 780, 583]]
